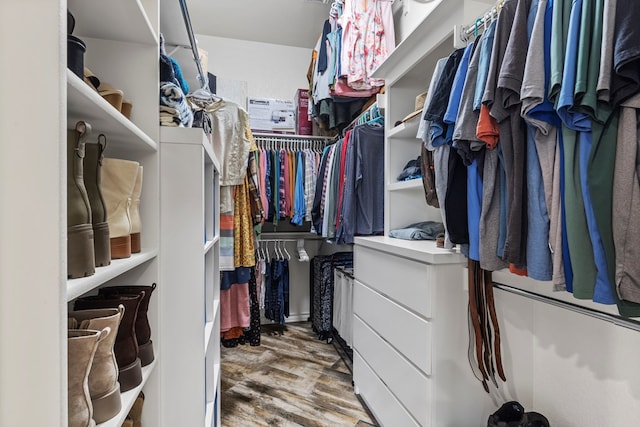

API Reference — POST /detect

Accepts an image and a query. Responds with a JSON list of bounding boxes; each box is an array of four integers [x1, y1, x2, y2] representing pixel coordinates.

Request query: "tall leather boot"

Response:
[[84, 135, 111, 267], [68, 328, 108, 427], [74, 293, 144, 392], [130, 165, 143, 253], [69, 306, 123, 423], [100, 283, 156, 366], [67, 121, 95, 278], [101, 157, 140, 259]]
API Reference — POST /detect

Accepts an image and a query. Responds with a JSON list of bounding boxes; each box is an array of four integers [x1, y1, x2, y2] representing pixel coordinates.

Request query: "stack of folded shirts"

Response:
[[159, 82, 193, 127]]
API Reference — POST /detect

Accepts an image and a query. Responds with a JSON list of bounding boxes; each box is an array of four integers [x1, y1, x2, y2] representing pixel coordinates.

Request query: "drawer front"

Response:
[[355, 245, 432, 318], [354, 316, 431, 424], [353, 280, 431, 375], [354, 352, 421, 427]]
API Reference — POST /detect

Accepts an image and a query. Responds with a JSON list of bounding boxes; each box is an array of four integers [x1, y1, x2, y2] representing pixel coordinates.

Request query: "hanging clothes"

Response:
[[421, 0, 640, 316]]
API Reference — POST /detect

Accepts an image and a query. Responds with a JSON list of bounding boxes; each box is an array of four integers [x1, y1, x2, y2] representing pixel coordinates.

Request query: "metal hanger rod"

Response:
[[492, 282, 640, 333]]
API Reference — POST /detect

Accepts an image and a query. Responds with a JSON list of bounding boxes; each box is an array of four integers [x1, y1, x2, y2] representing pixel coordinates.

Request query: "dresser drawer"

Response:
[[354, 316, 431, 424], [355, 245, 433, 318], [354, 351, 421, 427], [354, 280, 432, 375]]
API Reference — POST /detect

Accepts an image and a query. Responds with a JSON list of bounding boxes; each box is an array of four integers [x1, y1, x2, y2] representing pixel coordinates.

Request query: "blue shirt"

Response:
[[556, 0, 590, 131], [444, 42, 475, 125], [474, 20, 497, 111]]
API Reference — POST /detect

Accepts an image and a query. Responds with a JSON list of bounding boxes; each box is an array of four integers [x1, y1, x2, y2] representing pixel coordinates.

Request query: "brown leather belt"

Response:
[[468, 259, 506, 392]]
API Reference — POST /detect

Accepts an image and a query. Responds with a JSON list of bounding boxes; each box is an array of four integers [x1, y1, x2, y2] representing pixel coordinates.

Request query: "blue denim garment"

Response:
[[525, 125, 553, 280]]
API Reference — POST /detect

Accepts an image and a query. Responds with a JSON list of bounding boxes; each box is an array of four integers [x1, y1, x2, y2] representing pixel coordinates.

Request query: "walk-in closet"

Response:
[[3, 0, 640, 426]]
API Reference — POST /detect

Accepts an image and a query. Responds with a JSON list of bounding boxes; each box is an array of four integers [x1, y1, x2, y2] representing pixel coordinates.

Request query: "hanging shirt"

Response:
[[353, 124, 385, 236], [292, 151, 306, 226]]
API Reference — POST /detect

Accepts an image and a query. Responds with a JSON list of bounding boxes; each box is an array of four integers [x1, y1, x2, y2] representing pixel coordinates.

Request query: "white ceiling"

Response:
[[186, 0, 332, 49]]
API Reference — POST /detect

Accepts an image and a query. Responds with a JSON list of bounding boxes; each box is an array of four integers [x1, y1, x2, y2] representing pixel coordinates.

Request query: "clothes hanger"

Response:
[[283, 241, 291, 261]]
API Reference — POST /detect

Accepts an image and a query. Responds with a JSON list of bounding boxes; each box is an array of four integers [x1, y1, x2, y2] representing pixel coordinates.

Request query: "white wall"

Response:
[[191, 34, 313, 103], [530, 299, 640, 425]]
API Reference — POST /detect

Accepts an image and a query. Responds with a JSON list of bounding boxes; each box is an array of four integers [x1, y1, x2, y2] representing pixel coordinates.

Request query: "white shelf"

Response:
[[205, 239, 215, 254], [68, 0, 157, 46], [204, 319, 214, 352], [213, 362, 221, 396], [160, 127, 220, 171], [98, 360, 156, 427], [67, 70, 157, 151], [387, 117, 421, 139], [388, 179, 423, 192], [371, 0, 460, 84], [354, 236, 465, 265], [67, 250, 158, 301], [205, 401, 215, 427]]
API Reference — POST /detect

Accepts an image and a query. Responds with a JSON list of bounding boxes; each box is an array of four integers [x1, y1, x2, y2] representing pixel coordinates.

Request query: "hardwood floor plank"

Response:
[[221, 322, 377, 426]]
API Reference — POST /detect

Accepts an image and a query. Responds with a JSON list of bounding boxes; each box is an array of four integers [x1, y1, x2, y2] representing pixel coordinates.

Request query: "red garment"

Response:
[[220, 283, 250, 332], [476, 104, 499, 149], [335, 130, 352, 231]]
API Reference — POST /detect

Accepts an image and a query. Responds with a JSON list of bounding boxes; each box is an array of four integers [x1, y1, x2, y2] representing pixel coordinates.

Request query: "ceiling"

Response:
[[186, 0, 332, 49]]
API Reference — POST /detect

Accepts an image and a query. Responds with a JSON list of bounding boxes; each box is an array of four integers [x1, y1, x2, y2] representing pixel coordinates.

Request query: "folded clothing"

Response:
[[389, 221, 445, 241], [397, 156, 422, 181], [160, 82, 193, 127]]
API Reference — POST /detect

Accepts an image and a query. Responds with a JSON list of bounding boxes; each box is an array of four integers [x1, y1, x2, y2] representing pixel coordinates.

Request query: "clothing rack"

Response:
[[256, 238, 310, 262], [254, 133, 333, 151], [340, 102, 384, 137], [177, 0, 208, 89], [493, 282, 640, 333]]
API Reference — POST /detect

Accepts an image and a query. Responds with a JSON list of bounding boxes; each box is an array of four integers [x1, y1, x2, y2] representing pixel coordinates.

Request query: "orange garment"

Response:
[[509, 264, 528, 277], [476, 104, 499, 149]]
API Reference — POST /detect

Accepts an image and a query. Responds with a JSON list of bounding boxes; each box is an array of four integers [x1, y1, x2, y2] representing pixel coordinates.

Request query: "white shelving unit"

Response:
[[351, 1, 521, 425], [1, 0, 162, 425], [159, 127, 221, 427]]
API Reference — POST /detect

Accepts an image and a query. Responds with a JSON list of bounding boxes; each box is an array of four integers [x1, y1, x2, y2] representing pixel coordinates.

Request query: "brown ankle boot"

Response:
[[74, 293, 144, 392], [127, 392, 144, 427], [100, 284, 156, 366], [69, 307, 123, 423], [68, 328, 108, 427]]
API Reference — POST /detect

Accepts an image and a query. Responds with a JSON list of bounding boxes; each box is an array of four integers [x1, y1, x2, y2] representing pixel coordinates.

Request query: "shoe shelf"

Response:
[[98, 360, 157, 427], [205, 239, 216, 254], [67, 70, 157, 152], [67, 250, 159, 301], [68, 0, 157, 46]]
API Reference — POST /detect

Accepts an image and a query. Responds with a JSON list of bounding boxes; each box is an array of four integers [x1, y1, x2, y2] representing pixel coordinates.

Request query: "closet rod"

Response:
[[492, 282, 640, 333], [253, 132, 334, 141], [177, 0, 207, 89], [460, 0, 502, 42]]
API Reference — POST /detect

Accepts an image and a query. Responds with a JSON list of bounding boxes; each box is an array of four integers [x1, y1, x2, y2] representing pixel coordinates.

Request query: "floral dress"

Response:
[[340, 0, 395, 90]]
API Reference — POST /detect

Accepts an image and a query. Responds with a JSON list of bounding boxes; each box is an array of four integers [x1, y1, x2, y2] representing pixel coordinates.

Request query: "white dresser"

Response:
[[353, 236, 506, 427]]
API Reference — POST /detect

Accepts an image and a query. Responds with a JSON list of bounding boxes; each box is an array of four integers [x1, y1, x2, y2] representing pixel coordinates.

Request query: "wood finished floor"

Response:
[[221, 322, 377, 427]]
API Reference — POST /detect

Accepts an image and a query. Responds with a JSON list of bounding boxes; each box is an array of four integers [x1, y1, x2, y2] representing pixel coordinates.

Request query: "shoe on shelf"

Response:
[[74, 293, 144, 392], [100, 284, 156, 366], [84, 134, 110, 267], [68, 328, 109, 427], [69, 307, 124, 424], [101, 157, 140, 259], [129, 165, 143, 253], [67, 121, 95, 279], [83, 67, 125, 112]]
